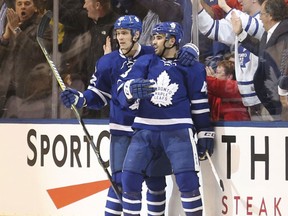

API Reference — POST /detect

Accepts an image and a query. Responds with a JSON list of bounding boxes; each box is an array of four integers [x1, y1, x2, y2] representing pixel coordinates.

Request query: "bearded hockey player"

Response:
[[117, 22, 214, 216]]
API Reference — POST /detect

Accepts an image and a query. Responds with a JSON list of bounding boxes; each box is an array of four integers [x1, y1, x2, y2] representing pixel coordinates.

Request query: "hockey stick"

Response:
[[37, 11, 122, 202], [205, 152, 225, 192]]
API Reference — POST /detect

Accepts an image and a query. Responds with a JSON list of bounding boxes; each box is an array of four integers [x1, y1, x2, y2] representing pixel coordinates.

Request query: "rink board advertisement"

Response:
[[201, 122, 288, 216], [0, 120, 288, 216]]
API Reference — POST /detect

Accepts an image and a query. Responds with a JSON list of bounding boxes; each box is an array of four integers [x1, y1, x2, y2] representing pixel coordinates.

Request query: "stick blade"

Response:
[[205, 152, 225, 192], [220, 179, 225, 192]]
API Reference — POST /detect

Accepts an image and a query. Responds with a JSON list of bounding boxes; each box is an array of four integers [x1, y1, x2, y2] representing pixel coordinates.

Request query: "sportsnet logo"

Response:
[[47, 180, 110, 209]]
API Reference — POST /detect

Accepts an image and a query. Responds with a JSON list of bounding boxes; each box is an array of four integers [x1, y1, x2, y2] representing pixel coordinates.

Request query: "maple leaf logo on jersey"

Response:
[[151, 71, 178, 107], [238, 46, 250, 68]]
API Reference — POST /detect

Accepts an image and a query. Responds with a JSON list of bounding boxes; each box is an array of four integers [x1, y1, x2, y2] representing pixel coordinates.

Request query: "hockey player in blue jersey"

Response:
[[117, 22, 214, 216], [60, 15, 199, 216]]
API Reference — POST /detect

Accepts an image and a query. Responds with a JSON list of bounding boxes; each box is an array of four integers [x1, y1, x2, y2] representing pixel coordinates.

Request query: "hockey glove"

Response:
[[60, 88, 86, 109], [197, 128, 215, 161], [278, 75, 288, 95], [124, 78, 156, 100], [178, 43, 200, 66]]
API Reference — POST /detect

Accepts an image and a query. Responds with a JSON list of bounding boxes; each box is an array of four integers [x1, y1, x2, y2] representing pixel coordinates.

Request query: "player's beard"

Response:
[[154, 46, 163, 56]]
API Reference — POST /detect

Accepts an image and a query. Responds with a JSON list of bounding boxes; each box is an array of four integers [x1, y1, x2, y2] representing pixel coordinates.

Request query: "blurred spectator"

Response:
[[53, 0, 117, 78], [0, 0, 52, 118], [58, 0, 120, 118], [3, 0, 13, 7], [112, 0, 148, 20], [35, 0, 49, 14], [138, 0, 183, 45], [223, 51, 235, 62], [113, 0, 183, 46], [176, 0, 192, 46], [201, 0, 242, 20], [197, 0, 233, 65], [232, 0, 288, 120], [206, 60, 250, 121], [2, 63, 53, 118], [137, 10, 160, 45], [83, 0, 119, 118], [195, 0, 268, 121], [57, 0, 88, 52]]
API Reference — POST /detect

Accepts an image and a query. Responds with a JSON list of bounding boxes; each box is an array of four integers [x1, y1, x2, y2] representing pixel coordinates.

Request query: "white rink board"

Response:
[[201, 122, 288, 216], [0, 120, 288, 216]]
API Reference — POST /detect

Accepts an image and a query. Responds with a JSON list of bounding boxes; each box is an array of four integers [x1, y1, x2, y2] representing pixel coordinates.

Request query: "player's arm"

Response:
[[186, 63, 211, 129], [225, 9, 264, 40], [60, 55, 112, 110], [186, 63, 215, 160], [230, 11, 260, 56], [117, 55, 155, 107], [197, 6, 235, 45]]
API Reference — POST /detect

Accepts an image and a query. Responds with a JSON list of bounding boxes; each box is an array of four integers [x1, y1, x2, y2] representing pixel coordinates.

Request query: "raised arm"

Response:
[[230, 11, 260, 55], [195, 0, 236, 45]]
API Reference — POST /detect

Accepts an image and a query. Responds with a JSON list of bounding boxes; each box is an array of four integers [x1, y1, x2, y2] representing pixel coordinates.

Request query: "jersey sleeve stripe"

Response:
[[134, 117, 193, 125], [191, 108, 210, 114], [87, 86, 110, 105], [191, 98, 209, 104]]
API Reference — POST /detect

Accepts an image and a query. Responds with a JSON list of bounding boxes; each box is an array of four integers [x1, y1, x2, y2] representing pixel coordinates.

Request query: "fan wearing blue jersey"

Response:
[[60, 15, 199, 216], [117, 22, 214, 216]]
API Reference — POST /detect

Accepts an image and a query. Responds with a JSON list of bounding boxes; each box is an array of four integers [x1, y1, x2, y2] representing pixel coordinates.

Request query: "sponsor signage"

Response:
[[0, 121, 287, 215]]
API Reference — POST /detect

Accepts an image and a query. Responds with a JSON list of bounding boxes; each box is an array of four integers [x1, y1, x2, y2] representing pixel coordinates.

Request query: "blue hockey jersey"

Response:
[[83, 44, 154, 136], [118, 54, 211, 132]]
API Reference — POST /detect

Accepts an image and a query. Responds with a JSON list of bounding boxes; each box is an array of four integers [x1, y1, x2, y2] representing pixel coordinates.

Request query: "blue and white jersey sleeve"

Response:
[[198, 8, 235, 45], [198, 8, 264, 45], [225, 9, 264, 40], [83, 52, 115, 110], [117, 54, 152, 108], [184, 62, 211, 131]]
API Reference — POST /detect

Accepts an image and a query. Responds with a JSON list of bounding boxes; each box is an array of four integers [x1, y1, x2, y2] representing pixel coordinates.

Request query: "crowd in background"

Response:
[[0, 0, 288, 122]]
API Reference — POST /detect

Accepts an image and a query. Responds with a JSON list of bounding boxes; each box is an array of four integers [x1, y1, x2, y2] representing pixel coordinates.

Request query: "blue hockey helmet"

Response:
[[152, 22, 183, 45], [114, 15, 142, 35]]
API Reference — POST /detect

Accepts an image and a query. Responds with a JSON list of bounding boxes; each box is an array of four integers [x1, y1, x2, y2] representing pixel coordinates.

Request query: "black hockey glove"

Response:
[[124, 78, 156, 100], [60, 88, 86, 109], [178, 43, 200, 66], [197, 128, 215, 161]]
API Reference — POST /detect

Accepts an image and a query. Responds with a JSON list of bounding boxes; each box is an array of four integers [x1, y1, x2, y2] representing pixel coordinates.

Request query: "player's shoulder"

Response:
[[97, 51, 120, 68], [101, 50, 119, 61], [136, 52, 154, 62], [140, 45, 154, 54], [178, 61, 205, 72], [191, 61, 206, 71], [177, 61, 206, 79]]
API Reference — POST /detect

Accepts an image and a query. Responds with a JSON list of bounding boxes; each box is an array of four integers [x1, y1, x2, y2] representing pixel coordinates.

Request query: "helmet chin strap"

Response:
[[122, 31, 138, 56], [122, 40, 136, 56], [159, 40, 175, 57]]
